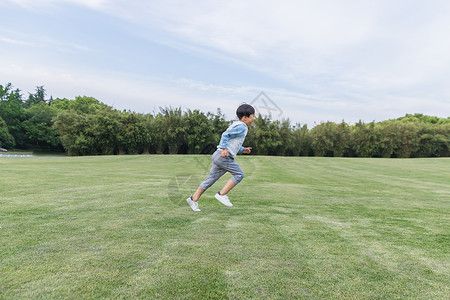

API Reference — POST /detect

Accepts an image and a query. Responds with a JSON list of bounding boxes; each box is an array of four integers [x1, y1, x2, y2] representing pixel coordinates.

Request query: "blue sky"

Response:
[[1, 0, 450, 126]]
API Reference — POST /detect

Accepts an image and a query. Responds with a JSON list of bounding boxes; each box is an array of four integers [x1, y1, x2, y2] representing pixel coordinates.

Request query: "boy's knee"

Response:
[[233, 172, 245, 184], [200, 179, 212, 191]]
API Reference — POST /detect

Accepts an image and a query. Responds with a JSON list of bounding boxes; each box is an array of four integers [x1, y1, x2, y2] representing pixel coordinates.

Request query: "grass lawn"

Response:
[[0, 155, 449, 299]]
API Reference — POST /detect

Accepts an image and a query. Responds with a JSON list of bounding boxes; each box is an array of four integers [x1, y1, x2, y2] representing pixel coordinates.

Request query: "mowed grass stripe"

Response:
[[0, 156, 449, 298]]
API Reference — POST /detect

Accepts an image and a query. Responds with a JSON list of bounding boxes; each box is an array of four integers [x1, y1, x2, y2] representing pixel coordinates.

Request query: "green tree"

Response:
[[25, 86, 47, 108], [397, 113, 450, 125], [22, 102, 62, 151], [118, 112, 151, 154], [86, 109, 122, 155], [247, 115, 282, 155], [142, 114, 160, 154], [53, 111, 92, 156], [208, 109, 229, 139], [158, 107, 186, 154], [351, 121, 381, 157], [415, 123, 448, 157], [0, 83, 27, 147], [0, 116, 15, 149], [333, 121, 351, 157], [183, 109, 216, 154], [377, 122, 420, 158], [1, 83, 19, 101], [292, 124, 311, 156], [277, 119, 294, 156], [310, 122, 335, 157], [206, 109, 228, 153], [50, 98, 71, 111], [378, 122, 397, 158], [69, 96, 110, 115]]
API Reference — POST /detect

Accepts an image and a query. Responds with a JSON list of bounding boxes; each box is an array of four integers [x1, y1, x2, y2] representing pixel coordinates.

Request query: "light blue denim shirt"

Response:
[[217, 121, 248, 159]]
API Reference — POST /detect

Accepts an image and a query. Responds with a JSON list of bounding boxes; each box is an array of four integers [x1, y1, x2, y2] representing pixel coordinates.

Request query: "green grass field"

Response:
[[1, 155, 449, 299]]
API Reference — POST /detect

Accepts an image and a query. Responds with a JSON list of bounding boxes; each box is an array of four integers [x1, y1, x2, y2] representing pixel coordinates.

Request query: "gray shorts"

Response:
[[199, 149, 245, 191]]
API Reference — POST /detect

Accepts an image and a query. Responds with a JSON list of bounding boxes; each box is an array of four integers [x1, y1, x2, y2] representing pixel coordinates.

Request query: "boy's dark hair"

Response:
[[236, 104, 255, 120]]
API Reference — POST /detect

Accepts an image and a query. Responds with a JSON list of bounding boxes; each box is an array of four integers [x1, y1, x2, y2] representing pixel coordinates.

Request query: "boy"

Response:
[[186, 104, 255, 211]]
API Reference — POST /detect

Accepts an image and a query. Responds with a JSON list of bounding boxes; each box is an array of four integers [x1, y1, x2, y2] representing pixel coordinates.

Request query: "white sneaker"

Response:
[[186, 196, 201, 212], [215, 192, 233, 207]]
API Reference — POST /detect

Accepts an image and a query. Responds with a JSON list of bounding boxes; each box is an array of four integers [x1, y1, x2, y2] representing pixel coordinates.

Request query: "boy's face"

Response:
[[241, 114, 256, 127]]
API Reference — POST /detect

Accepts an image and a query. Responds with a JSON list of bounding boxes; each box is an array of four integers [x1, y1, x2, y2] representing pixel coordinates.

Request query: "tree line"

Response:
[[1, 83, 449, 157]]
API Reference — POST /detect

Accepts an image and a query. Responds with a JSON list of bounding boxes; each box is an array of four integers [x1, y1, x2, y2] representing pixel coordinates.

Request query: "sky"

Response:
[[1, 0, 450, 126]]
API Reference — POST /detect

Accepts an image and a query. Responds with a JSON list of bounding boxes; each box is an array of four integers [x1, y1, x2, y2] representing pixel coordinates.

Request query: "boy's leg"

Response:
[[219, 159, 245, 195], [192, 187, 205, 202], [215, 161, 244, 207], [220, 179, 236, 195], [191, 151, 245, 204], [194, 150, 226, 201]]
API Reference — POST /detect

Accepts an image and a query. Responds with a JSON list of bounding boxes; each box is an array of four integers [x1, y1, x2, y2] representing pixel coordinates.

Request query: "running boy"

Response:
[[186, 104, 255, 211]]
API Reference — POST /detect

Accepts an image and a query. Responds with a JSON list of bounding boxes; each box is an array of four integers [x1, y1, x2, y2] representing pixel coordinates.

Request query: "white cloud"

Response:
[[6, 0, 106, 10], [89, 1, 450, 99], [0, 29, 92, 53], [3, 0, 450, 125], [0, 36, 36, 46], [0, 61, 234, 116], [2, 57, 448, 128], [7, 0, 450, 94]]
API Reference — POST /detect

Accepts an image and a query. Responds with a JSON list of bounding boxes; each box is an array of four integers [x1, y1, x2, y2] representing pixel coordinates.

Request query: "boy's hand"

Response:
[[221, 148, 229, 157], [242, 147, 252, 154]]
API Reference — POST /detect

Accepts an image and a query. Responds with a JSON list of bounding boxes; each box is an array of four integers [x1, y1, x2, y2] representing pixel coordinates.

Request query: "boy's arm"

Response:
[[221, 148, 229, 157], [218, 124, 247, 149], [242, 147, 252, 154]]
